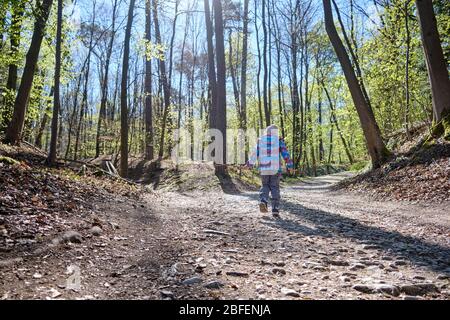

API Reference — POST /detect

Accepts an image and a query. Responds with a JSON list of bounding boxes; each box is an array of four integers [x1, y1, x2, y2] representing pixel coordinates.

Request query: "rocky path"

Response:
[[1, 173, 449, 300]]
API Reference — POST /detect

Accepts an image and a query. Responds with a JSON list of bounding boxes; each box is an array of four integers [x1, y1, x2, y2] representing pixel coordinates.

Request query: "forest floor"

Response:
[[1, 146, 449, 300]]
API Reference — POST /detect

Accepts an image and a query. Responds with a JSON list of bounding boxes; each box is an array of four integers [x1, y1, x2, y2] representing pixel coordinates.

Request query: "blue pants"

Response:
[[260, 174, 281, 210]]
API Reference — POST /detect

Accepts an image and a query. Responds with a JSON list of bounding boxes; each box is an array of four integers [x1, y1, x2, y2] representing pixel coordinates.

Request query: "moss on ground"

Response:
[[0, 155, 20, 165]]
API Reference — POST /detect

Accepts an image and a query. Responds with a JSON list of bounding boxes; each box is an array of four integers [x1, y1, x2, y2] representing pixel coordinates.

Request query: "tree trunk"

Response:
[[405, 1, 411, 137], [331, 0, 371, 109], [46, 0, 63, 165], [240, 0, 249, 160], [318, 89, 324, 162], [254, 0, 263, 130], [4, 0, 54, 145], [240, 0, 249, 131], [96, 0, 118, 158], [323, 0, 388, 168], [74, 2, 96, 161], [328, 125, 334, 165], [262, 0, 270, 126], [415, 0, 450, 135], [228, 30, 241, 124], [322, 81, 354, 164], [164, 0, 181, 157], [204, 0, 217, 130], [291, 28, 300, 168], [64, 59, 87, 159], [35, 87, 54, 149], [120, 0, 136, 177], [213, 0, 227, 165], [153, 0, 171, 159], [144, 0, 154, 160], [177, 17, 189, 131], [167, 0, 180, 87], [270, 1, 285, 138]]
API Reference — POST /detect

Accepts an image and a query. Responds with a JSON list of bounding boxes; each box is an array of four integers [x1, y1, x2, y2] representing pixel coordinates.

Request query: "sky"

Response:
[[59, 0, 385, 115]]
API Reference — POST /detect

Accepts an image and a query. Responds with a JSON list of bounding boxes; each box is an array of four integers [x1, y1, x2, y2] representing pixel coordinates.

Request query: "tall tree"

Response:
[[120, 0, 136, 177], [144, 0, 153, 160], [35, 86, 54, 149], [213, 0, 227, 166], [331, 0, 371, 110], [262, 0, 270, 126], [415, 0, 450, 136], [204, 0, 217, 130], [64, 57, 87, 159], [270, 0, 285, 138], [322, 80, 354, 164], [167, 0, 180, 87], [404, 0, 411, 136], [176, 14, 189, 131], [254, 0, 263, 130], [47, 0, 63, 165], [240, 0, 249, 133], [152, 0, 171, 158], [95, 0, 118, 158], [74, 1, 96, 160], [290, 0, 301, 169], [240, 0, 249, 160], [323, 0, 389, 168], [228, 30, 240, 123], [4, 0, 54, 145]]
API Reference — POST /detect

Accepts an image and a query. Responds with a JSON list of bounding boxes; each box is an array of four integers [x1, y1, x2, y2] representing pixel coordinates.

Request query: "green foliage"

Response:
[[0, 155, 20, 165], [434, 0, 450, 66], [348, 160, 369, 172], [0, 0, 447, 176]]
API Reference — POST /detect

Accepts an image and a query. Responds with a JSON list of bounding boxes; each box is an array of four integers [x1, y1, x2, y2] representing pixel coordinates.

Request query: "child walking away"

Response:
[[247, 125, 294, 217]]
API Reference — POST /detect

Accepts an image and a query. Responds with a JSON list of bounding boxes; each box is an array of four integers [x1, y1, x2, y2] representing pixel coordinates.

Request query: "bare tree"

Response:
[[240, 0, 249, 138], [46, 0, 63, 165], [144, 0, 153, 160], [120, 0, 136, 177], [404, 0, 411, 136], [262, 0, 270, 126], [95, 0, 119, 158], [213, 0, 227, 166], [152, 0, 171, 158], [254, 0, 263, 129], [322, 80, 354, 164], [204, 0, 217, 130], [74, 1, 97, 160], [34, 83, 52, 148]]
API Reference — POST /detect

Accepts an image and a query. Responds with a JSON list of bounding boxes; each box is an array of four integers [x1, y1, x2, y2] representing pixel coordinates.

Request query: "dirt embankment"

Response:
[[336, 139, 450, 203]]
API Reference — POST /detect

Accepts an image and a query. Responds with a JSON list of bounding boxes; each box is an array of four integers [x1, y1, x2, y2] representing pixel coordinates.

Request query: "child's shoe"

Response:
[[259, 201, 268, 213], [272, 208, 280, 218]]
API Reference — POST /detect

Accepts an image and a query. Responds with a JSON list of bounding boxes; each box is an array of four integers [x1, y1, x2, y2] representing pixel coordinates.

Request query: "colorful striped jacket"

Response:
[[247, 135, 294, 175]]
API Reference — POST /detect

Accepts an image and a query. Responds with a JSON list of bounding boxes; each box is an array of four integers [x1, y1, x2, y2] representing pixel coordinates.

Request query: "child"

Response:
[[247, 125, 294, 217]]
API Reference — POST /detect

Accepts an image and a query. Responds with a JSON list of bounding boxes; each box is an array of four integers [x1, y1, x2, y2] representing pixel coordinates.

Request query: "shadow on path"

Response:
[[234, 182, 450, 275], [216, 170, 244, 195]]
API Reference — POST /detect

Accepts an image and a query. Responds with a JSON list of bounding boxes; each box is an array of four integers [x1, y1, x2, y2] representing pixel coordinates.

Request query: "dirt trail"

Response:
[[1, 173, 449, 300]]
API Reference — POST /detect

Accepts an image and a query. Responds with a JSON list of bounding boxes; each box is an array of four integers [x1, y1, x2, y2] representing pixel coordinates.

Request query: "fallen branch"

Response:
[[21, 141, 47, 156], [202, 229, 231, 236], [63, 158, 138, 186]]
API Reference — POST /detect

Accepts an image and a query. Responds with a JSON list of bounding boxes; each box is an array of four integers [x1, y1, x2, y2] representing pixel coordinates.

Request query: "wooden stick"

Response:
[[21, 141, 47, 156]]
